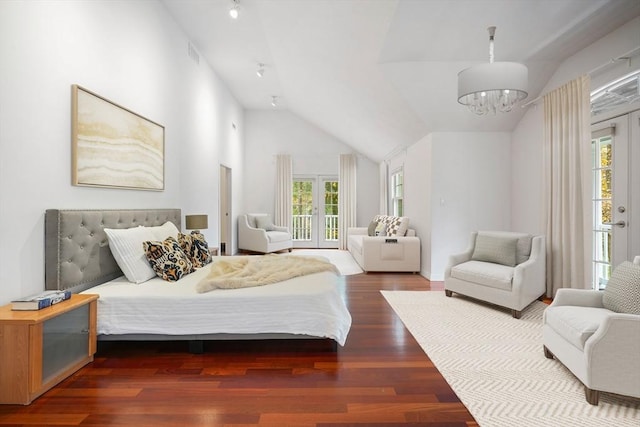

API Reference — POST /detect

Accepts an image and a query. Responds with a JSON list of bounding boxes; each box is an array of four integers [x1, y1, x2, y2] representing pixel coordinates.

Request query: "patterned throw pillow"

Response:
[[471, 234, 518, 267], [178, 232, 212, 268], [385, 216, 409, 236], [603, 261, 640, 315], [373, 215, 409, 236], [143, 237, 194, 282]]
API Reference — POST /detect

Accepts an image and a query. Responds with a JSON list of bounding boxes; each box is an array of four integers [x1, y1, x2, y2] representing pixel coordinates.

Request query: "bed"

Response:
[[44, 209, 351, 350]]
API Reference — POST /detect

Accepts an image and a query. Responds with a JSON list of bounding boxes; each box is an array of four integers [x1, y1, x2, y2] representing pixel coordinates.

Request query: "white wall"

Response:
[[511, 104, 544, 234], [0, 1, 244, 305], [243, 110, 378, 227], [399, 132, 512, 280], [511, 16, 640, 234], [404, 136, 432, 275]]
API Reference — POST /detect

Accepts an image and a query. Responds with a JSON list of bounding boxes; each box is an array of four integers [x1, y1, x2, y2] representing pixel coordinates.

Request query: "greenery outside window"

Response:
[[391, 168, 403, 216]]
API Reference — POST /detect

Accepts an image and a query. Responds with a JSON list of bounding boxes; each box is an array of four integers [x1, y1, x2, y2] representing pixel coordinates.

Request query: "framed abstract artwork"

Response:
[[72, 85, 164, 191]]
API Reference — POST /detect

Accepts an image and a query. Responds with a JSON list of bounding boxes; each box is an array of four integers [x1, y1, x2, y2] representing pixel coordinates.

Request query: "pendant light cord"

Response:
[[488, 26, 496, 64]]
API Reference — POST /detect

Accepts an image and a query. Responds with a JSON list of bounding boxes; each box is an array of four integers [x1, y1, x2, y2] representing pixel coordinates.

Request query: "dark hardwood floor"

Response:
[[0, 273, 478, 426]]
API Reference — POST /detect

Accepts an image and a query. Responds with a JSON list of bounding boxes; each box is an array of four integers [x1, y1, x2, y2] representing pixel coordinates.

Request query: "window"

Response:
[[292, 180, 313, 241], [591, 70, 640, 117], [591, 131, 613, 289], [390, 168, 403, 216], [324, 180, 339, 241]]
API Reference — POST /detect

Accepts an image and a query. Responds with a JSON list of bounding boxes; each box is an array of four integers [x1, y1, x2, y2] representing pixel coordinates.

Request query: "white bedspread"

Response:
[[81, 258, 352, 346]]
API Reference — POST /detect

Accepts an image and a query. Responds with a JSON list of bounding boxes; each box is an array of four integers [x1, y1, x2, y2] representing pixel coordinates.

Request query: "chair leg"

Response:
[[543, 346, 554, 359], [445, 290, 453, 297], [511, 309, 522, 319], [585, 386, 600, 405]]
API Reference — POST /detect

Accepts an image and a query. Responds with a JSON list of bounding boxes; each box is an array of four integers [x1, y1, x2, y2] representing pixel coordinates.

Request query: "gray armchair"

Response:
[[542, 260, 640, 405], [238, 213, 292, 254], [444, 231, 546, 318]]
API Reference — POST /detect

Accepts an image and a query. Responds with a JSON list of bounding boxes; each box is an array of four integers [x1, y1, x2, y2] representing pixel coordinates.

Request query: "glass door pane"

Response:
[[592, 135, 613, 289], [292, 179, 315, 247], [320, 178, 339, 248]]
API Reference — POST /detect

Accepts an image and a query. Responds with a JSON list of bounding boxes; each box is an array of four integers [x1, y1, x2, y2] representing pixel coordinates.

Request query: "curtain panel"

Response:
[[339, 154, 357, 250], [379, 161, 389, 215], [275, 154, 292, 231], [543, 75, 592, 297]]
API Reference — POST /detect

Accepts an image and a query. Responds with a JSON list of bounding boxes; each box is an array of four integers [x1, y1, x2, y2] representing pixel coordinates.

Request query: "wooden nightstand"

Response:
[[0, 294, 98, 405]]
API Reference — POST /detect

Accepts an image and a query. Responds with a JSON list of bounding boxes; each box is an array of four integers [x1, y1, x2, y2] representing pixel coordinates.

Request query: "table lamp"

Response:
[[185, 214, 208, 233]]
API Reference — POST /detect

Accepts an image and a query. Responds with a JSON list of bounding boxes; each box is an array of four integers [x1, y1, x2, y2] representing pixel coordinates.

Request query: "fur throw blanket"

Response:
[[196, 254, 339, 293]]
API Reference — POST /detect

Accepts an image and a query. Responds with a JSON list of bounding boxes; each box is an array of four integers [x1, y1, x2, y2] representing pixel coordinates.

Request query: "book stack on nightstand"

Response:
[[11, 290, 71, 311]]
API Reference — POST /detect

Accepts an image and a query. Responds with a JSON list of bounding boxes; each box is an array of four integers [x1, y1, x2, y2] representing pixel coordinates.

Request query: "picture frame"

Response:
[[71, 85, 165, 191]]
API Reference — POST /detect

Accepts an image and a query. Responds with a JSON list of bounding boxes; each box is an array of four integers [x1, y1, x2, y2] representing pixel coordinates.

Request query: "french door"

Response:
[[591, 110, 637, 289], [292, 175, 339, 248]]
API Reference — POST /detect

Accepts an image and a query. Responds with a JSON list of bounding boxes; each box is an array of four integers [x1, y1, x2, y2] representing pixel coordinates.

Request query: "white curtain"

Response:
[[379, 161, 388, 215], [275, 154, 292, 231], [339, 154, 357, 250], [543, 75, 592, 297]]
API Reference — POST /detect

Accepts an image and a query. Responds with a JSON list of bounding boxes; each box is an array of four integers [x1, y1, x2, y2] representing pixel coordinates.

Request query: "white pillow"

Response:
[[104, 226, 157, 283], [147, 221, 180, 241], [255, 215, 275, 231]]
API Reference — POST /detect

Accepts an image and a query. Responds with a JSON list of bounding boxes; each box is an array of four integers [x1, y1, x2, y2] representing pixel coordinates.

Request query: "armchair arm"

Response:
[[356, 235, 421, 272], [512, 235, 546, 302], [444, 233, 476, 279], [444, 251, 473, 279], [238, 215, 268, 251], [272, 225, 289, 233], [239, 223, 268, 238], [586, 314, 640, 396], [348, 227, 368, 236]]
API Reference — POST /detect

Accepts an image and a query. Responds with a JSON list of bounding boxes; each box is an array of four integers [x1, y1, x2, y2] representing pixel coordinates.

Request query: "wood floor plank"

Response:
[[0, 272, 477, 426], [0, 413, 88, 425]]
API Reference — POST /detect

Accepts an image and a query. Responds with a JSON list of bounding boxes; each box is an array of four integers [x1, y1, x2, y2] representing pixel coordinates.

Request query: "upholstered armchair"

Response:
[[542, 260, 640, 405], [444, 231, 546, 318], [238, 213, 292, 254]]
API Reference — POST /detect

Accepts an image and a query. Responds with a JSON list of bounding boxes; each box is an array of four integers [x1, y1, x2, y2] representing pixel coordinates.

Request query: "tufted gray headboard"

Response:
[[45, 209, 181, 293]]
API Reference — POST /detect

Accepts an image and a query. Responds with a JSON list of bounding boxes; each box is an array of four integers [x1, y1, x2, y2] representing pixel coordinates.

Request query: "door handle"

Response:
[[603, 220, 626, 228]]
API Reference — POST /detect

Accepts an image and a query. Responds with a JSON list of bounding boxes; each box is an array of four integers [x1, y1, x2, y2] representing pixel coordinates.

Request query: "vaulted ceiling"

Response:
[[162, 0, 640, 162]]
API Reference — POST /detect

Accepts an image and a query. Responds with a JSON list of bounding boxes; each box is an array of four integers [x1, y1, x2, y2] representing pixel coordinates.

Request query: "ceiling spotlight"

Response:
[[229, 0, 239, 19], [271, 96, 278, 107], [256, 63, 265, 78]]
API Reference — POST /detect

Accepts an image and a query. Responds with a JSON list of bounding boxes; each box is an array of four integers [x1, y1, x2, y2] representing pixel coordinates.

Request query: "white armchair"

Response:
[[444, 231, 546, 318], [238, 214, 292, 254], [542, 260, 640, 405]]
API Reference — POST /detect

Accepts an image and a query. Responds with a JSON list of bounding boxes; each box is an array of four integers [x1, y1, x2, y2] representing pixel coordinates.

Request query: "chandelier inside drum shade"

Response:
[[458, 26, 528, 115]]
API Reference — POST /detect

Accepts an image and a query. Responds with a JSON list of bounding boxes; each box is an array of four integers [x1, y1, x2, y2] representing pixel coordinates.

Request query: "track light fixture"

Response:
[[271, 96, 278, 107], [256, 63, 265, 78], [229, 0, 239, 19]]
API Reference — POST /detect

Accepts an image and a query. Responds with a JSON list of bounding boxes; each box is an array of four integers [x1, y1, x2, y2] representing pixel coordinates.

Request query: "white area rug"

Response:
[[381, 290, 640, 427], [292, 249, 363, 275]]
